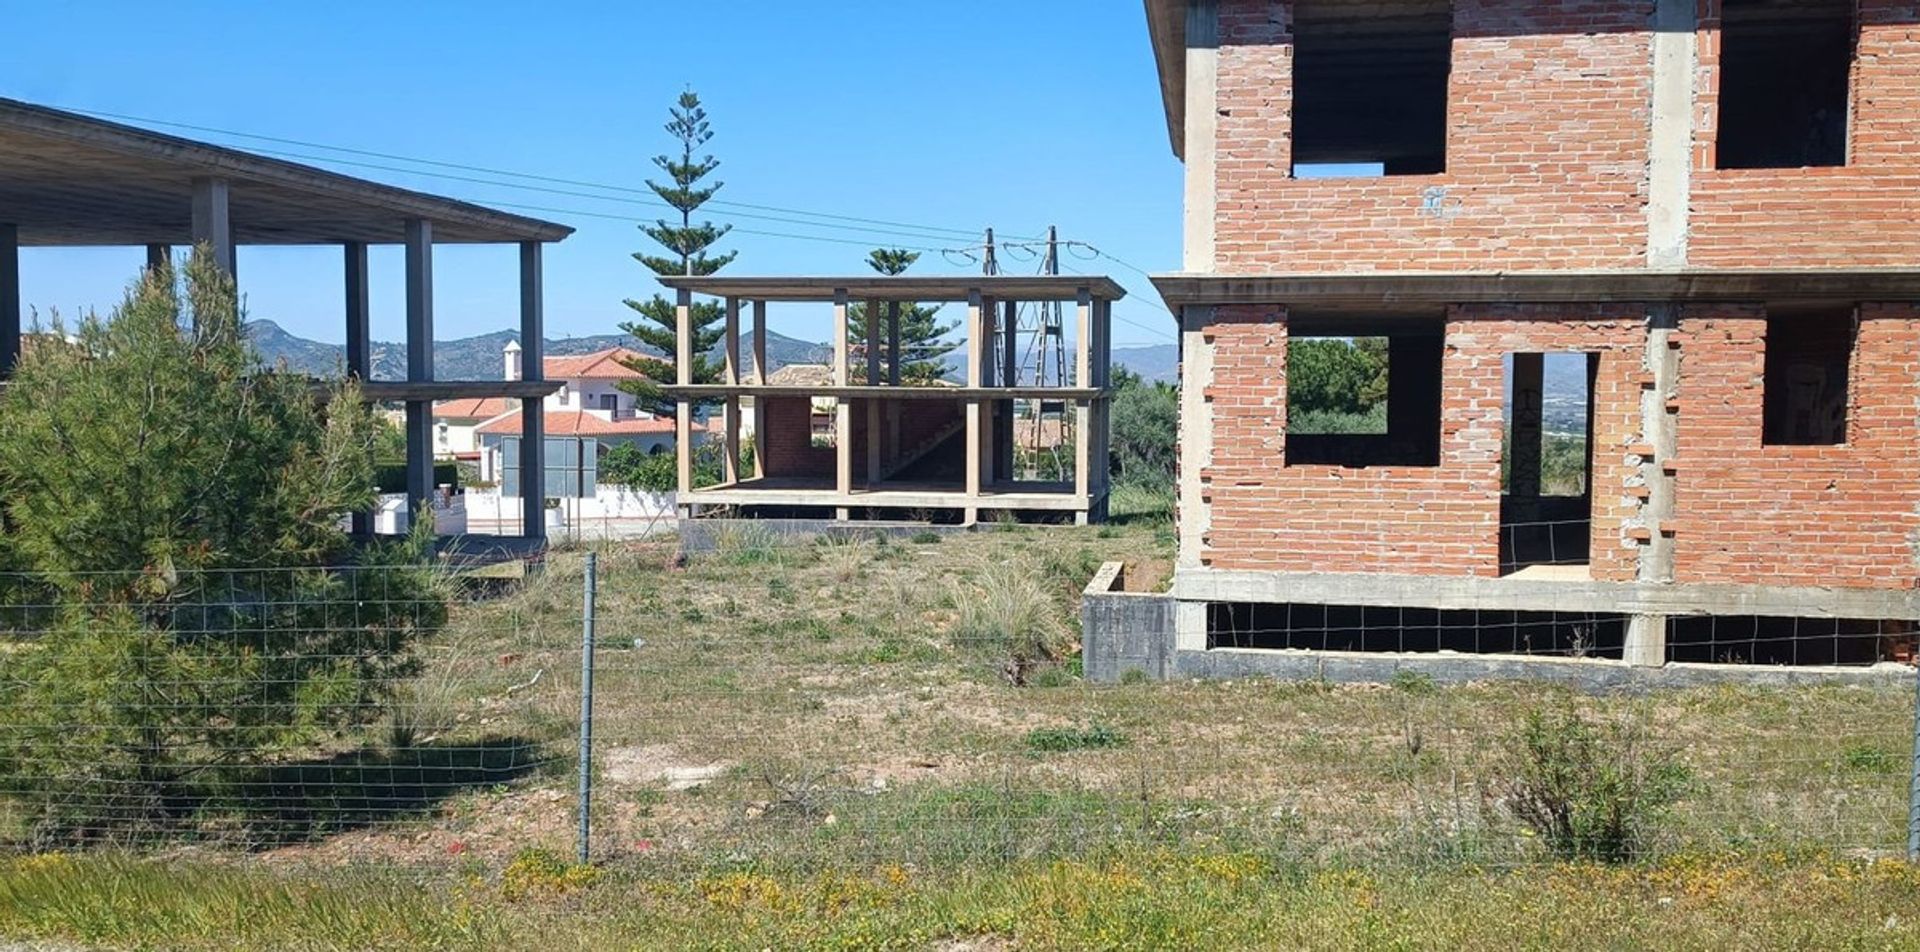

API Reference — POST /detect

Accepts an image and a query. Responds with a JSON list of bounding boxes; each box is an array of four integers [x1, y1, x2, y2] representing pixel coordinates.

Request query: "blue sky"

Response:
[[4, 1, 1184, 351]]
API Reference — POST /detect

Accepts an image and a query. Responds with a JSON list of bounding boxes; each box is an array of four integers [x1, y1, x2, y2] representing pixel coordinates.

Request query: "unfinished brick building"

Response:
[[1135, 0, 1920, 681]]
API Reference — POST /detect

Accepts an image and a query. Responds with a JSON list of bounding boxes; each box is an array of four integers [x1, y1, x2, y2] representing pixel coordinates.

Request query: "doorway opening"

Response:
[[1501, 352, 1597, 576]]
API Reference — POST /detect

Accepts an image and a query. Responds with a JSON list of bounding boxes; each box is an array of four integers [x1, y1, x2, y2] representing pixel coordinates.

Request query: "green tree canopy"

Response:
[[0, 250, 443, 841]]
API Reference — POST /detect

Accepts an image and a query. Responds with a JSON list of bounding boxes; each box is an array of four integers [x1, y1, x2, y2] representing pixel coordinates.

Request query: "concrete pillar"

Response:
[[965, 290, 984, 511], [145, 244, 171, 274], [1624, 614, 1668, 667], [723, 297, 741, 485], [674, 288, 693, 498], [751, 300, 768, 471], [1176, 306, 1216, 569], [1074, 288, 1093, 508], [519, 242, 546, 539], [403, 219, 434, 521], [1639, 306, 1680, 582], [997, 298, 1018, 482], [1509, 352, 1545, 497], [886, 301, 901, 386], [1182, 0, 1219, 272], [190, 177, 233, 276], [345, 240, 373, 540], [0, 223, 17, 380], [344, 242, 371, 378], [1647, 0, 1696, 269], [832, 289, 851, 506]]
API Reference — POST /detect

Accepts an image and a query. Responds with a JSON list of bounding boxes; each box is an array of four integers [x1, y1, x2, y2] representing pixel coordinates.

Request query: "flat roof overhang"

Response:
[[0, 98, 572, 246], [1152, 269, 1920, 311], [657, 275, 1128, 302]]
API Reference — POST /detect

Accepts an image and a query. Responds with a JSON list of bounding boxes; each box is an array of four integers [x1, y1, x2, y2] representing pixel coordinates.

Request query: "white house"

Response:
[[435, 341, 708, 494]]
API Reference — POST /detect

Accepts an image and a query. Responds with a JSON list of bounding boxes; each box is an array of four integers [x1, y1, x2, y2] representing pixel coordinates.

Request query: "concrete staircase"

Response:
[[881, 418, 966, 482]]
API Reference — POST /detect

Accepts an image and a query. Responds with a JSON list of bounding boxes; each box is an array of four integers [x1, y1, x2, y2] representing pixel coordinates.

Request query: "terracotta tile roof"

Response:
[[476, 409, 694, 437], [432, 397, 512, 419], [543, 347, 653, 380]]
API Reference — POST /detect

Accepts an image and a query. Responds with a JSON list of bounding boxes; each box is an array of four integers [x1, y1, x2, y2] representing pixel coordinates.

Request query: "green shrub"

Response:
[[0, 252, 446, 843], [1026, 723, 1129, 753], [909, 530, 942, 545], [1842, 743, 1899, 776], [372, 461, 461, 494], [949, 557, 1072, 685], [1491, 707, 1690, 864]]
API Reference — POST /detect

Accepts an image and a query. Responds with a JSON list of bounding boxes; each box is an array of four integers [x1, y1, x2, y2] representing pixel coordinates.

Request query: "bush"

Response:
[[1491, 707, 1690, 863], [0, 251, 446, 843], [1025, 723, 1129, 753], [949, 557, 1072, 686], [372, 461, 461, 495], [1108, 368, 1176, 491], [603, 440, 748, 493]]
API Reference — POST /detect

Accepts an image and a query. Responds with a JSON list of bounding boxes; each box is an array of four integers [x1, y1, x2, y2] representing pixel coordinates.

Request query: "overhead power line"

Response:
[[59, 104, 1039, 243]]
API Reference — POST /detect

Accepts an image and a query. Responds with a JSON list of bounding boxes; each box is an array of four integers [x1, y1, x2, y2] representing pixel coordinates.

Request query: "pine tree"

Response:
[[847, 248, 959, 384], [619, 91, 736, 414]]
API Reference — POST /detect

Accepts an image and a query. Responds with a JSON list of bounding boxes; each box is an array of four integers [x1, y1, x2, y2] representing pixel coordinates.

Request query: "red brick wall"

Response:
[[759, 396, 832, 478], [1670, 305, 1920, 588], [758, 397, 967, 483], [1201, 305, 1646, 579], [1689, 0, 1920, 267], [1212, 0, 1655, 273]]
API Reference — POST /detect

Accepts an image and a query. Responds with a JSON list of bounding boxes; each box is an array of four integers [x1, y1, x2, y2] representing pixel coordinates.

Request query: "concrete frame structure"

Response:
[[0, 97, 569, 541], [655, 275, 1124, 524], [1135, 0, 1920, 678]]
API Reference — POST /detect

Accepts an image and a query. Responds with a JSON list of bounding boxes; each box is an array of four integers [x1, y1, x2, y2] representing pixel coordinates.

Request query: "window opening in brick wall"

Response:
[[1666, 615, 1910, 666], [1501, 352, 1598, 575], [1208, 602, 1627, 659], [1291, 0, 1451, 177], [1762, 307, 1853, 446], [1286, 319, 1442, 466], [1716, 0, 1853, 169]]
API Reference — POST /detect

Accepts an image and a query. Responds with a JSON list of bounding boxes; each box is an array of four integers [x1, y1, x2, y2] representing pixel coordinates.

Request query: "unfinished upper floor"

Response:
[[1146, 0, 1920, 272]]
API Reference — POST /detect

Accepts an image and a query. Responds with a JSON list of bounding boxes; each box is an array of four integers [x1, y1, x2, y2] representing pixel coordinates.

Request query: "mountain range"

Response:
[[245, 320, 1179, 384]]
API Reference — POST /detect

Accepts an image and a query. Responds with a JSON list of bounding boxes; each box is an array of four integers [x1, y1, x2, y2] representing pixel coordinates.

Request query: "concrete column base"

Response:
[[1625, 613, 1668, 667]]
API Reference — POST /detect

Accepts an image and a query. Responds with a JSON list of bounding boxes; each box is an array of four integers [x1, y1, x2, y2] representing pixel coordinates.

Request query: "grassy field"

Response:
[[5, 515, 1920, 948], [10, 850, 1920, 950]]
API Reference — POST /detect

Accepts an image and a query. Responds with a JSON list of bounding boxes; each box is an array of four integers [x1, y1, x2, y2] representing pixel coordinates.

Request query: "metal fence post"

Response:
[[578, 551, 598, 865], [1907, 657, 1920, 861]]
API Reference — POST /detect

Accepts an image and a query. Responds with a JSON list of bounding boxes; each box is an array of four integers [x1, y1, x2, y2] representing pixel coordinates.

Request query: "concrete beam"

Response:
[[1151, 270, 1920, 309], [0, 223, 17, 380], [403, 219, 434, 518], [519, 241, 546, 539], [1174, 567, 1920, 621], [190, 177, 233, 276], [1174, 646, 1908, 690]]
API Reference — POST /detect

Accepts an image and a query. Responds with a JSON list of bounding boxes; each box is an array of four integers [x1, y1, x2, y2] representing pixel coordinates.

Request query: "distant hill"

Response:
[[249, 319, 1178, 386], [246, 320, 830, 382]]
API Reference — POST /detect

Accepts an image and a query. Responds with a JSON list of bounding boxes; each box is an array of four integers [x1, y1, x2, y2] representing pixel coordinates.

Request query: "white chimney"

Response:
[[504, 339, 523, 381]]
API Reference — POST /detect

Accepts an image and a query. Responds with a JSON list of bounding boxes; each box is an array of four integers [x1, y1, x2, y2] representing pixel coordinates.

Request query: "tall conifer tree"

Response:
[[847, 248, 959, 384], [619, 91, 736, 413]]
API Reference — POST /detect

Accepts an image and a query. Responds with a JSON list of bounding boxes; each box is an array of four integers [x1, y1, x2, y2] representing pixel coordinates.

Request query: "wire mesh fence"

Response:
[[3, 527, 1918, 874]]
